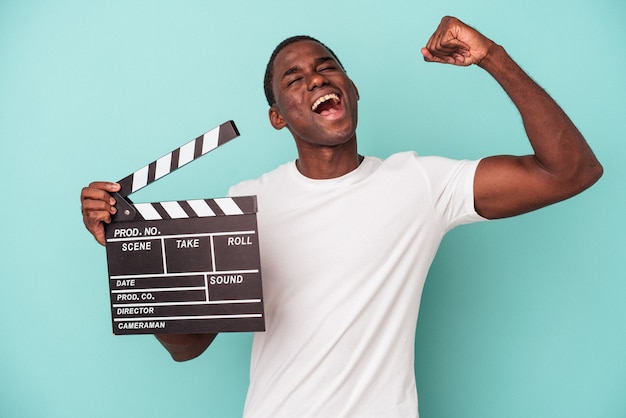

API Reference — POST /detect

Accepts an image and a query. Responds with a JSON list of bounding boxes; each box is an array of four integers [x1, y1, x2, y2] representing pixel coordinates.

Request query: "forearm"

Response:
[[155, 333, 217, 362], [478, 44, 602, 186]]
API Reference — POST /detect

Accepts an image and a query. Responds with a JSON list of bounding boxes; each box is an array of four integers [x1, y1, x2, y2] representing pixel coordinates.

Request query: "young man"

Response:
[[81, 16, 602, 417]]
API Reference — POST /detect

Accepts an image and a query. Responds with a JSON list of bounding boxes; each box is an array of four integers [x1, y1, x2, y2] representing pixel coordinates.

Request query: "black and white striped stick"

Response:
[[111, 120, 240, 221], [116, 120, 239, 198]]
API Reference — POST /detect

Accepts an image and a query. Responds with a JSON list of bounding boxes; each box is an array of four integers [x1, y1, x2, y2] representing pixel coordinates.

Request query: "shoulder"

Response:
[[228, 160, 295, 197], [380, 152, 482, 202], [385, 152, 481, 180], [378, 151, 469, 177]]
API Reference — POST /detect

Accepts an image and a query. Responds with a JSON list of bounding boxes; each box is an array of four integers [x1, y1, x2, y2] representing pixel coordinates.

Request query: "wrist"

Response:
[[477, 42, 507, 72]]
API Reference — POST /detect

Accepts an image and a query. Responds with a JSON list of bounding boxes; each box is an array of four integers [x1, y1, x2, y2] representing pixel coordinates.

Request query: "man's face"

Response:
[[269, 40, 359, 148]]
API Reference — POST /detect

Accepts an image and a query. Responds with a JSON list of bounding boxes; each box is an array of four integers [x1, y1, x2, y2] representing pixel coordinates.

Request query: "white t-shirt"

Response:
[[228, 151, 486, 418]]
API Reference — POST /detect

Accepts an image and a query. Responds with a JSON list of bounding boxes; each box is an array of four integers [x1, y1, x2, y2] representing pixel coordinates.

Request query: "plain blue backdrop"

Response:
[[1, 1, 624, 417]]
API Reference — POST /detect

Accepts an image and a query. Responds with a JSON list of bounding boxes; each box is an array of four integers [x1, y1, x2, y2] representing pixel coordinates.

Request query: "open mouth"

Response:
[[312, 93, 341, 115]]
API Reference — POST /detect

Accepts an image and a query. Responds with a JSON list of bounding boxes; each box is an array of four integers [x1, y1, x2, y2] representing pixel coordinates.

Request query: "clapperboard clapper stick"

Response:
[[104, 120, 265, 335]]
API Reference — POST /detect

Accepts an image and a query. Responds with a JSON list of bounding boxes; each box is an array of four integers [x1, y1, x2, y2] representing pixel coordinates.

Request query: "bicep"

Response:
[[473, 155, 573, 219]]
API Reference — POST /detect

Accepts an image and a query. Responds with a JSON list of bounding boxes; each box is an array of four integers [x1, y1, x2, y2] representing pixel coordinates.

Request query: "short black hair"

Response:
[[263, 35, 345, 106]]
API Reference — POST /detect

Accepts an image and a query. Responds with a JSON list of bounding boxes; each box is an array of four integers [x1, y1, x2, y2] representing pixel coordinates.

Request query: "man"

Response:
[[81, 17, 602, 417]]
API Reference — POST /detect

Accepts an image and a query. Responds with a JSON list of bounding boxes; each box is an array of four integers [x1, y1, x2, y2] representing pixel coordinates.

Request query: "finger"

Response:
[[422, 43, 473, 65], [421, 47, 458, 65], [420, 47, 437, 62], [91, 224, 106, 246], [423, 36, 461, 63], [81, 197, 117, 217], [81, 184, 119, 208], [440, 36, 470, 54], [88, 181, 121, 192], [430, 37, 469, 56], [80, 182, 119, 201], [81, 187, 112, 204], [83, 207, 114, 229], [82, 205, 113, 245]]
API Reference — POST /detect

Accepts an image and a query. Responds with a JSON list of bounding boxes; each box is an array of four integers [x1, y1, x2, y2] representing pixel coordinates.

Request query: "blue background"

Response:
[[1, 1, 624, 417]]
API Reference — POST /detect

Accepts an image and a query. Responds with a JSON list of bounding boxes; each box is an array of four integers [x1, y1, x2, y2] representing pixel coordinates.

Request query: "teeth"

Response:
[[312, 94, 340, 112]]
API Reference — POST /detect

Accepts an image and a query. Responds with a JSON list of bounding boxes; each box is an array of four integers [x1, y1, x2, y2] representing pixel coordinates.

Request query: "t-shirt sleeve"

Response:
[[417, 155, 488, 232], [227, 180, 255, 198]]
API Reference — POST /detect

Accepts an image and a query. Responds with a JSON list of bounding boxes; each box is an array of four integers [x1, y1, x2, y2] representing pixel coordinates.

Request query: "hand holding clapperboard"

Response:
[[104, 121, 265, 335]]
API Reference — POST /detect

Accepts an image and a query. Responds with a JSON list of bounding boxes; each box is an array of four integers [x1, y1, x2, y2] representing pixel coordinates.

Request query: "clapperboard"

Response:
[[104, 120, 264, 335]]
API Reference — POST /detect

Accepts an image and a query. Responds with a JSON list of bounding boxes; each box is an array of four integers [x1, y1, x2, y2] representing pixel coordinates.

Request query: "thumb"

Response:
[[420, 47, 433, 61], [420, 47, 455, 64], [421, 47, 445, 63]]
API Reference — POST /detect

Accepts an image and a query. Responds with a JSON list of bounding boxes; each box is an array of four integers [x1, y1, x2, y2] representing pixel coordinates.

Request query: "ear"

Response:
[[352, 81, 360, 100], [269, 106, 287, 130]]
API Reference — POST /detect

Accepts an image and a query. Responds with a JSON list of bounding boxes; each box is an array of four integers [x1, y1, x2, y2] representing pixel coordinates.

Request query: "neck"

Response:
[[295, 137, 361, 179]]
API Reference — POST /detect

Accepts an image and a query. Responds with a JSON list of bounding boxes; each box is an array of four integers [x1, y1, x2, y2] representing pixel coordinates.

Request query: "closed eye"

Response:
[[287, 77, 302, 86]]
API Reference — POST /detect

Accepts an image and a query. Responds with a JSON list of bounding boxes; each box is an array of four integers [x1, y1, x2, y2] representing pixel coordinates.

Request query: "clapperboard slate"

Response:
[[104, 120, 264, 335]]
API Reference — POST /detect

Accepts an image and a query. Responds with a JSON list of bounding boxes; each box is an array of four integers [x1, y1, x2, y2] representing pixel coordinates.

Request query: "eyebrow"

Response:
[[280, 56, 335, 80]]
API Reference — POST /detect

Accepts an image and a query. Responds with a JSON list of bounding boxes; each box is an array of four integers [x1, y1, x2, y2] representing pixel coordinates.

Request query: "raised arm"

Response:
[[80, 181, 217, 361], [421, 16, 603, 219]]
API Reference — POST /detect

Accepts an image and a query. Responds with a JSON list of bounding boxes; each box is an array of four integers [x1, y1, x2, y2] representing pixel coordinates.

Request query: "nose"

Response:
[[307, 71, 329, 91]]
